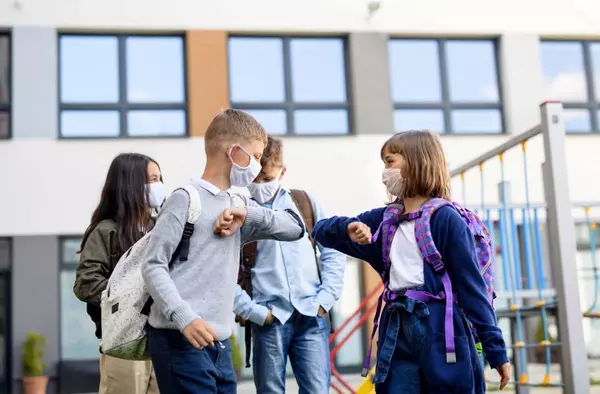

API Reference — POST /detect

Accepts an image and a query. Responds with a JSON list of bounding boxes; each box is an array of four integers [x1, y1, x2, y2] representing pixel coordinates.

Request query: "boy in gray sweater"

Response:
[[140, 109, 305, 394]]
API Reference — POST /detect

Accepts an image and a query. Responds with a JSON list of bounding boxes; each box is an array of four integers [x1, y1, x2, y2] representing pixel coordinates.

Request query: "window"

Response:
[[228, 36, 351, 135], [60, 237, 99, 360], [0, 35, 9, 139], [59, 34, 187, 138], [389, 39, 503, 134], [541, 41, 600, 133]]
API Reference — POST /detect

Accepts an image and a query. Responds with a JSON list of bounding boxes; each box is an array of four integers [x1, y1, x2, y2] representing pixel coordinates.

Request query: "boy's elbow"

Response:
[[279, 209, 305, 241]]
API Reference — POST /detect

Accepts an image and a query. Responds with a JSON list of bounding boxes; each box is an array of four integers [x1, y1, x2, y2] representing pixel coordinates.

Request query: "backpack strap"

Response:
[[414, 198, 451, 271], [141, 185, 202, 317], [176, 185, 202, 262], [289, 189, 335, 334], [407, 198, 458, 364], [239, 241, 257, 368]]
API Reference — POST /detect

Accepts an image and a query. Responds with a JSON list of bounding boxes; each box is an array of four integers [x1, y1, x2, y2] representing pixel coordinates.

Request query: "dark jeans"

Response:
[[373, 299, 485, 394], [147, 326, 236, 394]]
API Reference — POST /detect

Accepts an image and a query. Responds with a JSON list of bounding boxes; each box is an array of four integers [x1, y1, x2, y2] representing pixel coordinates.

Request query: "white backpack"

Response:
[[100, 184, 202, 360]]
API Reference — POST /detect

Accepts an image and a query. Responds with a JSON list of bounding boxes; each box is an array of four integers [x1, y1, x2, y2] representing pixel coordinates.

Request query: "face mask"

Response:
[[247, 176, 282, 205], [147, 182, 166, 208], [229, 145, 262, 188], [382, 168, 405, 198]]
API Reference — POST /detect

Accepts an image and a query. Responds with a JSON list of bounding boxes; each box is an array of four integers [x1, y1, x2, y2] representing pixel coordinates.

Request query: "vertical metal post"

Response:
[[540, 101, 590, 394], [499, 181, 530, 394]]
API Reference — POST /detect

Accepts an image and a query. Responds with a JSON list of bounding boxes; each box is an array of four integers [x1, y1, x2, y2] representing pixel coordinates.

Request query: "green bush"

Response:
[[230, 335, 243, 370], [22, 332, 46, 377]]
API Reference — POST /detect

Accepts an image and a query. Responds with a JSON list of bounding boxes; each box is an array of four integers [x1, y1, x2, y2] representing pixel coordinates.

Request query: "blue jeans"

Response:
[[373, 299, 485, 394], [252, 310, 330, 394], [147, 326, 237, 394]]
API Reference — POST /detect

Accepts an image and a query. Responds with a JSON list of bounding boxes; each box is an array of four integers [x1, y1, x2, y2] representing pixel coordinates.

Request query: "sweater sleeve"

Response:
[[311, 207, 385, 267], [432, 206, 509, 369]]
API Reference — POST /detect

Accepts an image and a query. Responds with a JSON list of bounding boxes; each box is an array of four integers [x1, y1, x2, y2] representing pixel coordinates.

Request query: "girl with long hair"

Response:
[[74, 153, 165, 394]]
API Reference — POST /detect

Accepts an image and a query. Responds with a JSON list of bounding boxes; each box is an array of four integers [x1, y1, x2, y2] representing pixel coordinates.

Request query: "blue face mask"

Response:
[[229, 145, 262, 188]]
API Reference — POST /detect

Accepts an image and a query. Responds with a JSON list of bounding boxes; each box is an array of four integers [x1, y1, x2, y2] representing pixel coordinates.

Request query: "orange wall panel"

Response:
[[186, 30, 229, 137]]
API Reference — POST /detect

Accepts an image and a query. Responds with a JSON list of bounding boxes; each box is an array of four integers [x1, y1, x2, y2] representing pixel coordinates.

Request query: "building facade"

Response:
[[2, 0, 600, 392]]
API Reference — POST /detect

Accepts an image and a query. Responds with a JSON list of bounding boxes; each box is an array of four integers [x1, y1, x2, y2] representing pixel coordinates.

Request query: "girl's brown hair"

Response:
[[380, 130, 451, 200]]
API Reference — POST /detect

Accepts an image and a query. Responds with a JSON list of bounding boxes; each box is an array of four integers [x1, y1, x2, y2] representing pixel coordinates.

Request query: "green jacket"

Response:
[[73, 219, 153, 339]]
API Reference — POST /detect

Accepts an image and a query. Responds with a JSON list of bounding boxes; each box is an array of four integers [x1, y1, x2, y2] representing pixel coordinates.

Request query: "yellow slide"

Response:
[[356, 368, 376, 394]]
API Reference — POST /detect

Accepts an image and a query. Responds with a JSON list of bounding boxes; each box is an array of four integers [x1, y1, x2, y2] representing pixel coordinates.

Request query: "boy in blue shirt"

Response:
[[234, 137, 346, 394]]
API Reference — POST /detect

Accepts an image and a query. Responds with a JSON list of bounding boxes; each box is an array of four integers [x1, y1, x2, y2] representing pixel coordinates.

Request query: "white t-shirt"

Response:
[[389, 221, 425, 291]]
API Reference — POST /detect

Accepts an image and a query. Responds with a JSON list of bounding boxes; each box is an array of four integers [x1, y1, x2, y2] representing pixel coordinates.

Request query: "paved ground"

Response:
[[237, 361, 600, 393]]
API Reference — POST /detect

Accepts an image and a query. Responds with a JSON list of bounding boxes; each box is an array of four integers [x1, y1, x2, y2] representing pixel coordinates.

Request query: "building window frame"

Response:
[[57, 32, 189, 139], [541, 39, 600, 133], [0, 32, 11, 139], [389, 37, 505, 135], [227, 34, 353, 136]]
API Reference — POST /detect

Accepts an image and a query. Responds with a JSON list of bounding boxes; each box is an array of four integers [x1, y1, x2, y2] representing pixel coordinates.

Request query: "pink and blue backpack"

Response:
[[363, 197, 494, 376]]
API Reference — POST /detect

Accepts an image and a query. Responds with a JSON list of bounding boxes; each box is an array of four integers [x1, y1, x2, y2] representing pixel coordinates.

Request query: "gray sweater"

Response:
[[140, 181, 304, 340]]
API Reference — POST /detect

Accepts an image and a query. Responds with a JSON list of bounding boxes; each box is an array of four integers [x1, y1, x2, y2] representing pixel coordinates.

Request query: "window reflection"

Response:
[[243, 110, 287, 135], [61, 111, 120, 138], [389, 40, 441, 102], [60, 238, 99, 360], [59, 35, 187, 137], [293, 109, 348, 135], [60, 36, 120, 103], [128, 110, 186, 137], [590, 43, 600, 100], [389, 39, 502, 134], [451, 109, 502, 134], [0, 113, 8, 139], [0, 36, 9, 103], [290, 38, 346, 103], [60, 270, 99, 360], [446, 41, 499, 102], [394, 109, 445, 133], [229, 36, 350, 135], [562, 109, 592, 133], [126, 37, 185, 103], [229, 37, 285, 103], [541, 42, 588, 102]]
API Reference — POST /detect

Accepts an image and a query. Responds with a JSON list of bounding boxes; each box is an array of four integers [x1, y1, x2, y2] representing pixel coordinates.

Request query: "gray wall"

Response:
[[11, 236, 59, 392], [348, 32, 394, 135], [11, 26, 58, 139]]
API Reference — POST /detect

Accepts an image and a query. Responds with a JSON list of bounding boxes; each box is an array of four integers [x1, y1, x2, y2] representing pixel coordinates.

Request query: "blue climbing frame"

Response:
[[449, 102, 593, 394]]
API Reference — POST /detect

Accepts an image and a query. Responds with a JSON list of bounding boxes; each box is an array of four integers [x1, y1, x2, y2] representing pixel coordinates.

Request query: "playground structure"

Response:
[[328, 102, 598, 394]]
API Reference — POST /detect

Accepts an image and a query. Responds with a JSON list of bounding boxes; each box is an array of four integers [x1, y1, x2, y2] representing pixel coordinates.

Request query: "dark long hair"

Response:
[[79, 153, 162, 254]]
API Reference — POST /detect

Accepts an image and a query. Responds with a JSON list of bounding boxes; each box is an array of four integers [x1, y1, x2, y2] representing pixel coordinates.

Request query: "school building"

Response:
[[1, 0, 600, 393]]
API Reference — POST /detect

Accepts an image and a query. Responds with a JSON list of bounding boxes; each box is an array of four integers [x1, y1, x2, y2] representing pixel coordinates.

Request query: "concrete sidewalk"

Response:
[[237, 360, 600, 393]]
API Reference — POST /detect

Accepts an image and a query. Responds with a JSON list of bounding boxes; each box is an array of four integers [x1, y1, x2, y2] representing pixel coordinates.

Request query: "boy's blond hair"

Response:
[[204, 109, 268, 152], [260, 137, 284, 167], [380, 130, 451, 200]]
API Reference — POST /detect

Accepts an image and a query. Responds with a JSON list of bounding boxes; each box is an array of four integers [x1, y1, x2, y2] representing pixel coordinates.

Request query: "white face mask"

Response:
[[229, 145, 262, 188], [147, 182, 166, 208], [382, 168, 405, 198], [247, 175, 282, 205]]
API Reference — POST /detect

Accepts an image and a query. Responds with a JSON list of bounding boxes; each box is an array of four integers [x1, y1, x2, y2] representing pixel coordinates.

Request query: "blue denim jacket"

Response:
[[233, 188, 346, 325]]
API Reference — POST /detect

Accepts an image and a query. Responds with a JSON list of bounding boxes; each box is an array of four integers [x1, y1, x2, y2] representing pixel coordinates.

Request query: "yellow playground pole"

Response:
[[356, 367, 376, 394]]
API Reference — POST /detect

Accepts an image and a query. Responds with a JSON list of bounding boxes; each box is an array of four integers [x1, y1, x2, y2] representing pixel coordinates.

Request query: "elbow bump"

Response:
[[284, 209, 306, 239]]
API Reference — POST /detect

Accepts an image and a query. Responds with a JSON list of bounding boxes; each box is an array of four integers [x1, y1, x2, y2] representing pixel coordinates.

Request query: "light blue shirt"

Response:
[[233, 187, 346, 325]]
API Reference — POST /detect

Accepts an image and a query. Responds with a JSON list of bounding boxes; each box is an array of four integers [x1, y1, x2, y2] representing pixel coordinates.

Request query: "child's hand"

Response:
[[347, 222, 372, 245], [214, 207, 248, 237], [182, 318, 217, 350], [495, 362, 511, 390]]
